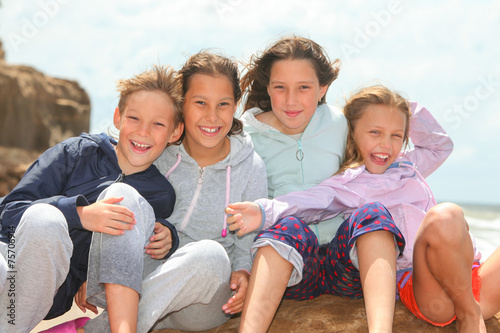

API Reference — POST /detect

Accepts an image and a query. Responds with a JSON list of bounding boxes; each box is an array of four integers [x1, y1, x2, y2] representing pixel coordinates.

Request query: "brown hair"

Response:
[[338, 85, 411, 174], [241, 35, 340, 112], [178, 51, 243, 138], [116, 65, 183, 145]]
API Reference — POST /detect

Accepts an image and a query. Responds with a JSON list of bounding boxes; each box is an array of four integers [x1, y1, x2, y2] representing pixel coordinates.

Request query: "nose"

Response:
[[285, 89, 298, 107], [136, 121, 150, 137], [205, 105, 218, 122], [379, 135, 391, 149]]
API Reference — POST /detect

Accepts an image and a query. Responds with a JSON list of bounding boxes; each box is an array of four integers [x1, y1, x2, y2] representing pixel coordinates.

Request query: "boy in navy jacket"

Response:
[[0, 65, 183, 333]]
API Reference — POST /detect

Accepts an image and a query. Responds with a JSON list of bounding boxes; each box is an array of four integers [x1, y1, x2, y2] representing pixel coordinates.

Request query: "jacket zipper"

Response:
[[115, 173, 125, 182], [179, 167, 205, 232], [296, 139, 305, 183]]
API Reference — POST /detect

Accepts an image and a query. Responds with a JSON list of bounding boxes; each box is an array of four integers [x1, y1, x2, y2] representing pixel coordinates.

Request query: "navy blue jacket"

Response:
[[0, 133, 179, 319]]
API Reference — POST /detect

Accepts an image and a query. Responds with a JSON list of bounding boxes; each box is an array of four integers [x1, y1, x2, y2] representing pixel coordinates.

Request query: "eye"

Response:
[[273, 85, 285, 90], [392, 134, 403, 139], [299, 85, 311, 90], [154, 122, 165, 127], [195, 100, 206, 106], [127, 116, 139, 121], [369, 130, 380, 135]]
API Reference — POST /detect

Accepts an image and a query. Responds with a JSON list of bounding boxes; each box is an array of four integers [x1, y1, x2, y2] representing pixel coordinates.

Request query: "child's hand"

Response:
[[78, 197, 136, 235], [222, 270, 250, 314], [145, 222, 172, 259], [226, 202, 262, 236], [75, 281, 99, 315]]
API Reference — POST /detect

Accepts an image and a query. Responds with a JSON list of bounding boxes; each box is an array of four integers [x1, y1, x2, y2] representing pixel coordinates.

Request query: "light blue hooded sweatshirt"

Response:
[[240, 104, 348, 244]]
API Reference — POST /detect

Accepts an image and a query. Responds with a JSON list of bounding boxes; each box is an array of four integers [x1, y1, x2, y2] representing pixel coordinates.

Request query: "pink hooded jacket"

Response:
[[257, 102, 475, 270]]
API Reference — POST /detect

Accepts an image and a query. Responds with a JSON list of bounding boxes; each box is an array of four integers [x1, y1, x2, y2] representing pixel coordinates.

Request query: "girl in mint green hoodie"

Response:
[[240, 36, 348, 245]]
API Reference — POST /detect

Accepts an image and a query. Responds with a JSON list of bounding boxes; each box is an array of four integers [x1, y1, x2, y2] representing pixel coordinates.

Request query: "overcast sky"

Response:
[[1, 0, 499, 206]]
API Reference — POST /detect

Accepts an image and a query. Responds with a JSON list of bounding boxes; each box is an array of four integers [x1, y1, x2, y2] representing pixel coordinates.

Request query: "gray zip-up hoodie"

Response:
[[154, 132, 268, 272]]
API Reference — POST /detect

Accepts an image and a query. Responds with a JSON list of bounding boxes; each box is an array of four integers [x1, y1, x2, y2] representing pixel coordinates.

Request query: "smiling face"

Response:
[[182, 74, 236, 163], [353, 104, 406, 174], [114, 90, 183, 175], [266, 59, 327, 135]]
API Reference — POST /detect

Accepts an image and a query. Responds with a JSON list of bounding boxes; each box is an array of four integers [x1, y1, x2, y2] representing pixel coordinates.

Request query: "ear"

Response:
[[319, 85, 328, 100], [113, 107, 122, 130], [169, 122, 184, 143]]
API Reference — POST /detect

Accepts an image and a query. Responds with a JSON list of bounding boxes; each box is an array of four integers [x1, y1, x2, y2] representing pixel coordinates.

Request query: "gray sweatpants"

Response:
[[85, 239, 233, 332], [0, 182, 154, 332], [86, 182, 156, 308], [0, 203, 73, 333]]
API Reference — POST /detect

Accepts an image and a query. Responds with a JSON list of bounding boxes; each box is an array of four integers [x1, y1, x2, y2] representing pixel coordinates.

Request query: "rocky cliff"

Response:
[[0, 40, 5, 61], [0, 43, 90, 152], [0, 39, 90, 196]]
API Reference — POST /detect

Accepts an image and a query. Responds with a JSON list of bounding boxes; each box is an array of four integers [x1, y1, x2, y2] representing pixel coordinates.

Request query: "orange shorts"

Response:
[[397, 263, 481, 327]]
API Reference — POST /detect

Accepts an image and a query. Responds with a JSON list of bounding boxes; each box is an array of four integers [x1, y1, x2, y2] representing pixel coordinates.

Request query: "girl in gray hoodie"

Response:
[[141, 51, 267, 332]]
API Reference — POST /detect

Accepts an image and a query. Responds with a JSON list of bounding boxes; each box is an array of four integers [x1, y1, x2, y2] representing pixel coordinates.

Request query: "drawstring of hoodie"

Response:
[[222, 165, 231, 237], [389, 161, 437, 210], [164, 153, 232, 238], [165, 153, 182, 178]]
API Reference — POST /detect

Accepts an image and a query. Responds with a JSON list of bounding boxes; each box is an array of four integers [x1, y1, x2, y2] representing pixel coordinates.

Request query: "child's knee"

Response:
[[422, 203, 467, 245], [20, 203, 69, 239], [426, 203, 463, 224], [100, 182, 139, 201], [351, 202, 392, 222], [184, 240, 231, 280]]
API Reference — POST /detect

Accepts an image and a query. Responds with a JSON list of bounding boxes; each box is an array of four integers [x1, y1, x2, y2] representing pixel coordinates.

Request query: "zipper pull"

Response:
[[197, 167, 204, 184], [115, 173, 125, 182], [296, 140, 304, 161]]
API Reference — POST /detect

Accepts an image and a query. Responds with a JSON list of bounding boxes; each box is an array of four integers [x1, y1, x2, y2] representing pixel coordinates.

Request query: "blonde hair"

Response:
[[178, 51, 243, 138], [241, 35, 340, 112], [338, 85, 411, 174], [116, 65, 183, 135]]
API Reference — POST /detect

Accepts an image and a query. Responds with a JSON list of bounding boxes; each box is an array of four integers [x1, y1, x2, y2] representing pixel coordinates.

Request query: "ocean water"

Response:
[[462, 204, 500, 261]]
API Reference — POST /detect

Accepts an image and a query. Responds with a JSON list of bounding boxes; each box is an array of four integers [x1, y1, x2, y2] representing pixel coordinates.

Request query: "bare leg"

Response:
[[239, 246, 293, 333], [105, 283, 139, 333], [477, 246, 500, 318], [412, 203, 485, 333], [357, 230, 397, 333]]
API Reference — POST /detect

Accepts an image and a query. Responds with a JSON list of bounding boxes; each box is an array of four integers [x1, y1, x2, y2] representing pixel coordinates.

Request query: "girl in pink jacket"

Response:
[[227, 85, 500, 333]]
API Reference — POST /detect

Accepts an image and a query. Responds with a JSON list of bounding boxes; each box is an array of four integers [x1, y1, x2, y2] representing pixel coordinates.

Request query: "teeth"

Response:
[[373, 153, 388, 160], [132, 141, 151, 148], [200, 127, 219, 133]]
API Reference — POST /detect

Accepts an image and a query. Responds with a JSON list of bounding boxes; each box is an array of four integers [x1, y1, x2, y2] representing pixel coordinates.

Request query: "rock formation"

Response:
[[0, 42, 90, 152], [0, 39, 90, 196], [0, 40, 5, 61]]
